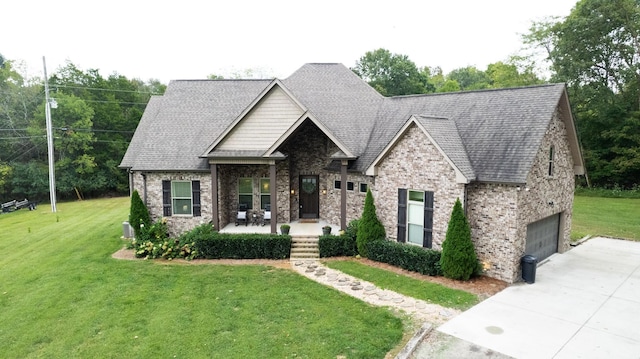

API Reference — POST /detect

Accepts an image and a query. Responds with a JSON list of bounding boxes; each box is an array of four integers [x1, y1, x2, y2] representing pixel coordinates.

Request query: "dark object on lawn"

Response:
[[1, 200, 17, 213], [16, 199, 37, 211], [1, 199, 37, 213]]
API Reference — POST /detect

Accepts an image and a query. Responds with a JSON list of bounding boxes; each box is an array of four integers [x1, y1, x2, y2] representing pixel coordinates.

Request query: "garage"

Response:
[[525, 213, 560, 261]]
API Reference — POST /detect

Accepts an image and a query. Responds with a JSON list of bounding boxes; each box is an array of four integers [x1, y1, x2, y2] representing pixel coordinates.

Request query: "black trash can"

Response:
[[521, 255, 538, 284]]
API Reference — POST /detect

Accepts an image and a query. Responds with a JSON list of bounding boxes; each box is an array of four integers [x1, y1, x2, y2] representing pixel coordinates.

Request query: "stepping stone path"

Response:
[[291, 260, 461, 324]]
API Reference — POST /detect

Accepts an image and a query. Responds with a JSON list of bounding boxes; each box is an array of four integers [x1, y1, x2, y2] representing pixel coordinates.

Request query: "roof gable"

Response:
[[206, 83, 305, 154], [366, 116, 475, 183]]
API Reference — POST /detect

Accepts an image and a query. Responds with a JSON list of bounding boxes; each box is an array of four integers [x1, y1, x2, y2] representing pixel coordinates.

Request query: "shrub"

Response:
[[356, 189, 386, 257], [345, 218, 360, 243], [194, 233, 291, 259], [129, 190, 151, 238], [366, 240, 442, 276], [319, 234, 357, 258], [440, 198, 478, 281]]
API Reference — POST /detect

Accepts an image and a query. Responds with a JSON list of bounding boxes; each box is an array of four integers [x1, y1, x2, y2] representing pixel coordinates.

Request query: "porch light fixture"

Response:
[[290, 189, 295, 195], [322, 188, 327, 195]]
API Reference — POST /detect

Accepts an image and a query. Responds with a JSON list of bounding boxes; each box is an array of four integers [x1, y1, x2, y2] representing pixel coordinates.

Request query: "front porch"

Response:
[[219, 219, 340, 236]]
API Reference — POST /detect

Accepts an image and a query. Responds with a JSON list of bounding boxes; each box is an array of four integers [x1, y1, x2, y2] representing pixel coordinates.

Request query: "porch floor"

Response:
[[219, 219, 340, 236]]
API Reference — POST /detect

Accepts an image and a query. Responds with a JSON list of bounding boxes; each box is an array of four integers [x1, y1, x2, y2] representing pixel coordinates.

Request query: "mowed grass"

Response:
[[324, 260, 478, 310], [0, 198, 403, 359], [572, 195, 640, 241]]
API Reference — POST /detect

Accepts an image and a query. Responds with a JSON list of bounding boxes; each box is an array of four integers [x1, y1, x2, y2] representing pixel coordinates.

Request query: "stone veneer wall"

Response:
[[217, 162, 290, 227], [466, 108, 576, 282], [466, 183, 519, 282], [130, 171, 212, 236], [323, 172, 373, 227], [280, 121, 344, 223], [516, 108, 575, 264], [373, 124, 465, 247]]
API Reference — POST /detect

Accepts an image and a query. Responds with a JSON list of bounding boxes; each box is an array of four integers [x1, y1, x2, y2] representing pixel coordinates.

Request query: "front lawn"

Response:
[[571, 195, 640, 240], [0, 198, 402, 358]]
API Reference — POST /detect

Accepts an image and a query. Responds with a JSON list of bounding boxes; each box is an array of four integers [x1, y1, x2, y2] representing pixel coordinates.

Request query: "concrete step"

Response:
[[290, 236, 319, 260]]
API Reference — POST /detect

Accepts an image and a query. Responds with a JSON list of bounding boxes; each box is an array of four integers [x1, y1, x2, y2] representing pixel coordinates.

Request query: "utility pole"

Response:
[[43, 56, 57, 213]]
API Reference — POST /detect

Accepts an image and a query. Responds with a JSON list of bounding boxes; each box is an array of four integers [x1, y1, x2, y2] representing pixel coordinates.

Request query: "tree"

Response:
[[356, 189, 386, 258], [352, 48, 432, 96], [440, 198, 478, 281], [129, 190, 151, 238], [523, 0, 640, 188], [447, 66, 490, 91]]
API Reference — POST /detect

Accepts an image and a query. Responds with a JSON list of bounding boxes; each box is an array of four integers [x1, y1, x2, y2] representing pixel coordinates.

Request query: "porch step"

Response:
[[290, 236, 320, 260]]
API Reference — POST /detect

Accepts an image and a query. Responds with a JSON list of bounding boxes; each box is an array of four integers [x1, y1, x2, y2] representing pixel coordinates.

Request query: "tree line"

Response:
[[0, 0, 637, 204], [0, 58, 165, 202]]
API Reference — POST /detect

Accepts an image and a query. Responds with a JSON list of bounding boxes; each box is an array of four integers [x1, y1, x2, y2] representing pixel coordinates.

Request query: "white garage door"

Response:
[[525, 214, 560, 261]]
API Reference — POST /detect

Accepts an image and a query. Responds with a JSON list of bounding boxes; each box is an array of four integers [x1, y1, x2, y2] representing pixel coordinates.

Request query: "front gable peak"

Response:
[[202, 80, 306, 157]]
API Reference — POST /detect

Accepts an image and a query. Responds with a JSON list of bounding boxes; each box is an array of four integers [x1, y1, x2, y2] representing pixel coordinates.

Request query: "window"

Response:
[[548, 146, 554, 177], [162, 180, 201, 217], [260, 178, 270, 210], [172, 181, 192, 215], [396, 189, 433, 248], [407, 191, 425, 245], [334, 180, 341, 189], [359, 183, 368, 193], [347, 181, 354, 191], [238, 178, 253, 210]]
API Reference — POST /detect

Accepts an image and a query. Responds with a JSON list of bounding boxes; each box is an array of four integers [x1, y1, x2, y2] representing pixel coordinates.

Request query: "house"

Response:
[[120, 63, 585, 282]]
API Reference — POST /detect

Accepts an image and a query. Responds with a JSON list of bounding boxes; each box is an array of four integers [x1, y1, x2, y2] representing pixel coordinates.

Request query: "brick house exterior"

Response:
[[120, 63, 584, 282]]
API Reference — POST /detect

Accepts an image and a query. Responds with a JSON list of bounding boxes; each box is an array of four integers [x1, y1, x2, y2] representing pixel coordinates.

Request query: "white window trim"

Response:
[[171, 180, 193, 216], [260, 177, 270, 210], [406, 190, 425, 246]]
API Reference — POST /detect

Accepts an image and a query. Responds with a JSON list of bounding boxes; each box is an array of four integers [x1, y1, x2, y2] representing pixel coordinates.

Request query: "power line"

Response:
[[50, 84, 161, 95], [52, 127, 134, 134], [0, 135, 45, 140]]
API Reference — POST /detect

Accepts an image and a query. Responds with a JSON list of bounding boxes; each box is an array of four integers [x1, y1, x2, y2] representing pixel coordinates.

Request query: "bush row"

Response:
[[131, 223, 291, 260], [194, 233, 291, 259], [366, 240, 442, 276], [319, 234, 358, 257]]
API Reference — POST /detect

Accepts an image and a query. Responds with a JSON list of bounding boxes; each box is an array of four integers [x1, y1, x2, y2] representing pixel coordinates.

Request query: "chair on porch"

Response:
[[262, 204, 271, 226], [235, 203, 248, 226]]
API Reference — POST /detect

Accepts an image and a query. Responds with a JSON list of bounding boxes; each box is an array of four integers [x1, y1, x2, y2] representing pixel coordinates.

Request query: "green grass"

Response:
[[571, 195, 640, 241], [324, 260, 479, 310], [0, 198, 403, 359]]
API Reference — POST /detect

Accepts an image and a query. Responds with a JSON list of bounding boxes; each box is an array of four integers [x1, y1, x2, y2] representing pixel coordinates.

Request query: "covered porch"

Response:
[[219, 219, 340, 236]]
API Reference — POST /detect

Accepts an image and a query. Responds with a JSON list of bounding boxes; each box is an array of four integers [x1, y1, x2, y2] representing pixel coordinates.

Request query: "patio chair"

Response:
[[235, 203, 248, 226], [262, 204, 271, 226]]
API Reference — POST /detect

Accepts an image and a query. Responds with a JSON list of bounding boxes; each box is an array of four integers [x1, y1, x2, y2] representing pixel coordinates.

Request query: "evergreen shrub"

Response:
[[440, 198, 479, 280], [356, 189, 386, 257]]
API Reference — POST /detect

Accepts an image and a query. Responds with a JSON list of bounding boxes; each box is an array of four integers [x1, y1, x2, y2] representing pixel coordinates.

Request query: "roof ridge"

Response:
[[389, 83, 564, 99], [169, 79, 273, 83]]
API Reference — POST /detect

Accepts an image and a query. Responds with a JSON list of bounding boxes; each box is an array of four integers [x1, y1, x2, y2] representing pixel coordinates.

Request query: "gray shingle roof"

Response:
[[378, 84, 566, 183], [413, 115, 476, 181], [120, 79, 271, 171], [121, 64, 568, 184]]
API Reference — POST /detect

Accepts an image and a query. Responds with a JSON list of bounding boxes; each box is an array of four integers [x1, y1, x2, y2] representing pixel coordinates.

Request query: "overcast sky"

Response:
[[4, 0, 578, 83]]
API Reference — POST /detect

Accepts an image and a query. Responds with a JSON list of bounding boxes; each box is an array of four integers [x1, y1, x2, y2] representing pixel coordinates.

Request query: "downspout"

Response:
[[141, 173, 148, 205]]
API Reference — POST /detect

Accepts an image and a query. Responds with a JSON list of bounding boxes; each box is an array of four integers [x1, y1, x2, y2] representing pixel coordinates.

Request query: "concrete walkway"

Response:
[[437, 237, 640, 358]]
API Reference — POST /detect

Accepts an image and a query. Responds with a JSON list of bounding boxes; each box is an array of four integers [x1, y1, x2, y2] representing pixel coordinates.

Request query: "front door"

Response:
[[299, 175, 319, 218]]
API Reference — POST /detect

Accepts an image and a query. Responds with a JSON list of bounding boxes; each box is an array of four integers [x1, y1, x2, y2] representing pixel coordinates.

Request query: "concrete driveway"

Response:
[[437, 237, 640, 359]]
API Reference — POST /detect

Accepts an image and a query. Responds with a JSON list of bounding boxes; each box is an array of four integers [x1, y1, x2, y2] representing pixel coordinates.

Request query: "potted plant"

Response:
[[280, 224, 290, 235], [322, 225, 332, 235]]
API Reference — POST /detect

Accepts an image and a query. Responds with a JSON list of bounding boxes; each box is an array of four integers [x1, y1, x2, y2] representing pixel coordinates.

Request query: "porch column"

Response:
[[210, 164, 219, 231], [340, 160, 348, 230], [270, 161, 277, 234]]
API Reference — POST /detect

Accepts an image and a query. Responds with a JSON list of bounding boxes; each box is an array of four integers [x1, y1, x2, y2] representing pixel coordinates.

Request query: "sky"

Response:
[[3, 0, 578, 84]]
